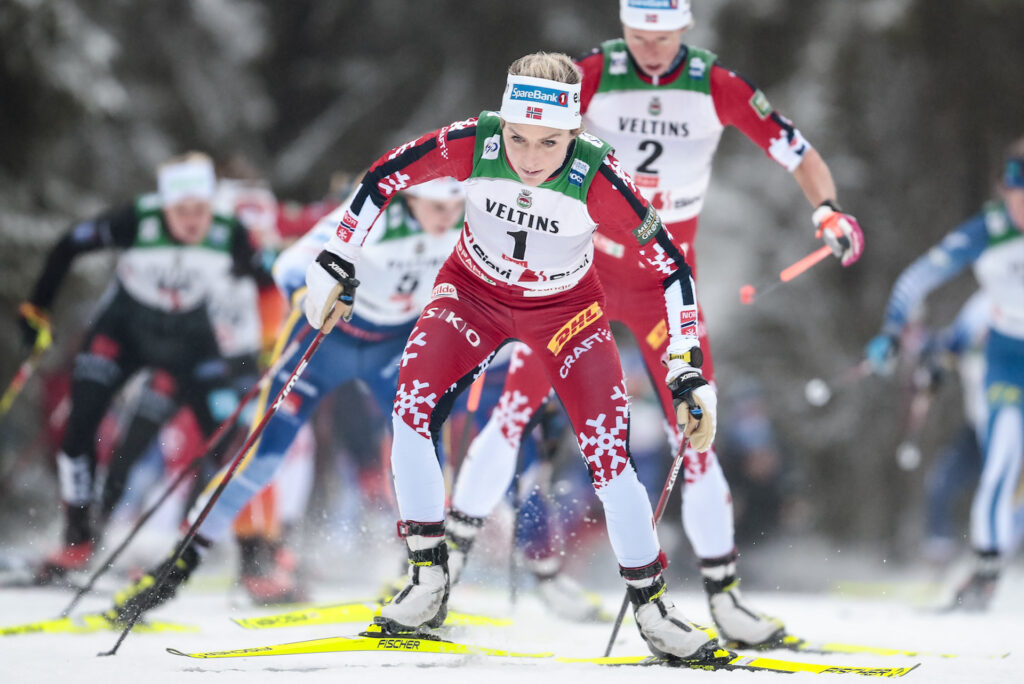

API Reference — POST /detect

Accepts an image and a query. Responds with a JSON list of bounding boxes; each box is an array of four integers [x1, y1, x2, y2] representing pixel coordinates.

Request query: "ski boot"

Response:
[[701, 552, 785, 648], [950, 550, 1000, 612], [445, 509, 485, 585], [34, 542, 94, 586], [528, 556, 606, 622], [34, 504, 94, 585], [238, 536, 306, 605], [375, 520, 449, 634], [106, 539, 204, 624], [624, 555, 714, 660]]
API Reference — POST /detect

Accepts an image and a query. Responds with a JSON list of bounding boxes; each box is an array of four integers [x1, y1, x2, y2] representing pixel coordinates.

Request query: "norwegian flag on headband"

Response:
[[526, 106, 543, 120]]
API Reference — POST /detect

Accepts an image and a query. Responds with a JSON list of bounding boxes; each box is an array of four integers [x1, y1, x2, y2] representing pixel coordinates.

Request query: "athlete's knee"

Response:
[[136, 372, 179, 423], [392, 381, 438, 439], [72, 344, 123, 386], [490, 389, 539, 447], [683, 446, 721, 485], [576, 413, 632, 487]]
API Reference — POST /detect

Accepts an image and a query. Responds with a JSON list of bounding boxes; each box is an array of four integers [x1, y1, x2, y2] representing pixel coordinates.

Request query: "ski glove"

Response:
[[667, 349, 717, 453], [304, 251, 360, 332], [17, 302, 53, 353], [812, 200, 864, 267], [865, 333, 899, 376]]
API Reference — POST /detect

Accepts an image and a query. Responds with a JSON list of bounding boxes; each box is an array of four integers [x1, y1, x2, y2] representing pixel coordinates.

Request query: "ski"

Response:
[[1, 612, 196, 637], [766, 633, 1008, 660], [559, 649, 920, 676], [170, 631, 551, 660], [169, 630, 919, 676], [232, 601, 512, 629], [703, 626, 1008, 660]]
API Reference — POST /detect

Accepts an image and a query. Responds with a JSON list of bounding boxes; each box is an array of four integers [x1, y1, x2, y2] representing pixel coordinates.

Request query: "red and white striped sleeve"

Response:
[[710, 63, 811, 172]]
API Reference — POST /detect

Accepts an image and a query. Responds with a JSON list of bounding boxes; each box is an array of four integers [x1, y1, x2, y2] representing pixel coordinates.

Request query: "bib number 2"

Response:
[[636, 140, 663, 175]]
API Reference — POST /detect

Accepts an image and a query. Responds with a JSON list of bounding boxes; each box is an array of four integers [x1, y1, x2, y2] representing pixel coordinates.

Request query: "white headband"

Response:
[[404, 176, 465, 201], [500, 74, 582, 130], [158, 158, 216, 206], [620, 0, 693, 31]]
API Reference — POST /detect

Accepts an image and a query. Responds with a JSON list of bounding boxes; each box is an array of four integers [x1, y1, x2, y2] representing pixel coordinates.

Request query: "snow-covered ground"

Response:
[[2, 567, 1020, 683]]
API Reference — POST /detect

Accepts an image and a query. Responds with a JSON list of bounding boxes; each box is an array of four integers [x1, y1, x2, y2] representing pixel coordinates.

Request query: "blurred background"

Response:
[[2, 0, 1024, 594]]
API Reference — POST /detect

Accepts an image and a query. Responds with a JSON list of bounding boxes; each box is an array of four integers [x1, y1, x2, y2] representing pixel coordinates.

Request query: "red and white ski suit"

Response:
[[315, 114, 702, 570]]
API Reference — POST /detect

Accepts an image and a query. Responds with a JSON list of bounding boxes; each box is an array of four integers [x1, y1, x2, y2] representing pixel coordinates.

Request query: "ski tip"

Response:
[[166, 648, 188, 657]]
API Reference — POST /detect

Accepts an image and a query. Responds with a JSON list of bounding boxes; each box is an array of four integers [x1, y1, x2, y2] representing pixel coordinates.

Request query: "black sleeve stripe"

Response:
[[447, 124, 477, 141], [350, 136, 441, 213], [598, 164, 647, 221], [655, 229, 696, 306], [721, 66, 797, 141], [769, 111, 796, 140]]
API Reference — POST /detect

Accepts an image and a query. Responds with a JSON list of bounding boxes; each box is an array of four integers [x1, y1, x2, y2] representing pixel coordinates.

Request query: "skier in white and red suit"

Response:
[[446, 0, 865, 649], [303, 52, 718, 660]]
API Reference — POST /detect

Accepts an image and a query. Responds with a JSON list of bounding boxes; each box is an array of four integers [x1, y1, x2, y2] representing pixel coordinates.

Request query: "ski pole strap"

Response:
[[668, 372, 706, 419]]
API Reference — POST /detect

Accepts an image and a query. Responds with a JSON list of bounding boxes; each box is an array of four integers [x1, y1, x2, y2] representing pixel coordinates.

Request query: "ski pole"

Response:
[[0, 346, 47, 417], [62, 334, 306, 617], [739, 244, 832, 305], [99, 327, 327, 656], [894, 363, 940, 471], [1, 306, 53, 417], [602, 399, 699, 658]]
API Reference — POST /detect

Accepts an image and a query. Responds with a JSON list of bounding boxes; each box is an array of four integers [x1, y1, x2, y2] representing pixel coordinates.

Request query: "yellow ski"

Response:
[[232, 602, 512, 629], [1, 612, 196, 637], [558, 649, 920, 676], [701, 625, 1008, 660], [773, 634, 1007, 660], [169, 630, 919, 676], [170, 634, 550, 659]]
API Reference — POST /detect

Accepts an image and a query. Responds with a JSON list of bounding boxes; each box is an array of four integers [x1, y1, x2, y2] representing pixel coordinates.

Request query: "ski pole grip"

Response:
[[684, 393, 702, 419]]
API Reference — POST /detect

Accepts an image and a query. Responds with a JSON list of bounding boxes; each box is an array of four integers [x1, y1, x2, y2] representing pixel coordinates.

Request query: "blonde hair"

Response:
[[504, 52, 583, 136], [507, 52, 581, 86]]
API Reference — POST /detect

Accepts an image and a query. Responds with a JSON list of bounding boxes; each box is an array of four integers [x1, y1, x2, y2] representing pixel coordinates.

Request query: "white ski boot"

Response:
[[445, 509, 485, 585], [624, 558, 714, 659], [528, 556, 605, 622], [376, 521, 450, 633], [701, 554, 784, 647], [950, 550, 1000, 612]]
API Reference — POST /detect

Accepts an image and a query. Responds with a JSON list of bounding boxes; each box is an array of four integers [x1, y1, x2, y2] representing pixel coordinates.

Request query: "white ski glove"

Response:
[[666, 346, 717, 453], [304, 251, 359, 333], [812, 200, 864, 267]]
